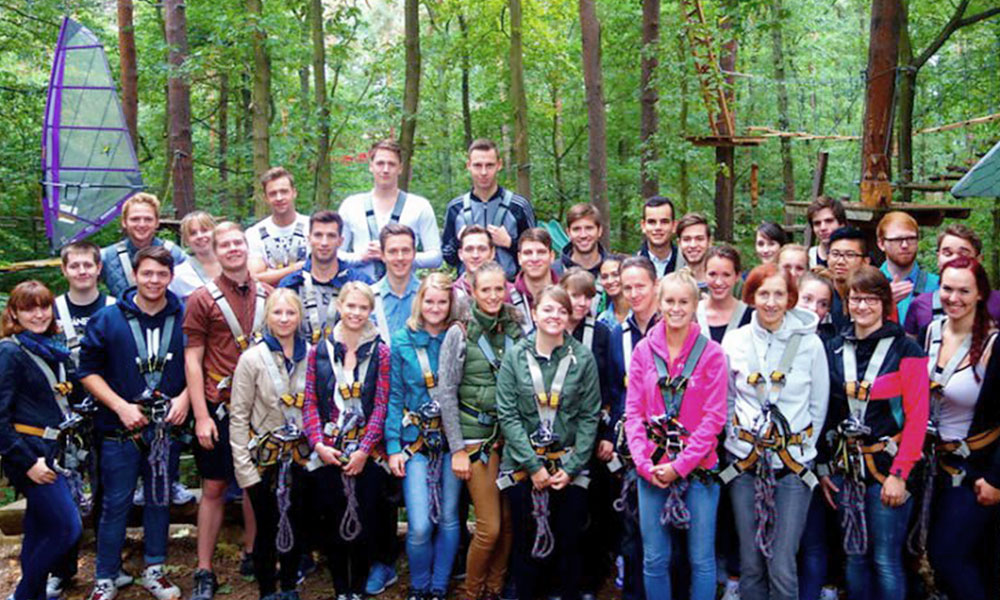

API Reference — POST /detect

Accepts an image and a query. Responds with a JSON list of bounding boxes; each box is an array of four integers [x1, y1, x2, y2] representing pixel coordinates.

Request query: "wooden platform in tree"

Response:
[[685, 135, 766, 147]]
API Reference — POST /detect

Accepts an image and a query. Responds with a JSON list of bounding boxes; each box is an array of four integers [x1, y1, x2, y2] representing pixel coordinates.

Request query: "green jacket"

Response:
[[456, 305, 524, 441], [496, 334, 601, 477]]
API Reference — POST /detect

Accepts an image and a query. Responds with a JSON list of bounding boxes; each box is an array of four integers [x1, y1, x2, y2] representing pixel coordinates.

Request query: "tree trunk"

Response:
[[677, 36, 689, 214], [579, 0, 610, 243], [509, 0, 531, 199], [860, 0, 902, 207], [311, 0, 331, 206], [897, 1, 915, 202], [715, 6, 738, 241], [437, 59, 453, 191], [249, 0, 271, 216], [459, 15, 473, 150], [399, 0, 421, 191], [155, 6, 171, 201], [117, 0, 139, 148], [218, 72, 229, 206], [551, 84, 566, 215], [769, 0, 796, 214], [164, 0, 194, 217], [639, 0, 660, 199]]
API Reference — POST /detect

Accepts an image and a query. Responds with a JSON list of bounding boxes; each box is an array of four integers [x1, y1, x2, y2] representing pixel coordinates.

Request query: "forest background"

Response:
[[1, 0, 999, 291]]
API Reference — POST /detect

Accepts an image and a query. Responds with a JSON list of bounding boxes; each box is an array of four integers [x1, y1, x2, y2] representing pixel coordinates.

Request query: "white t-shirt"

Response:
[[246, 213, 311, 268], [169, 256, 211, 300], [338, 190, 442, 279]]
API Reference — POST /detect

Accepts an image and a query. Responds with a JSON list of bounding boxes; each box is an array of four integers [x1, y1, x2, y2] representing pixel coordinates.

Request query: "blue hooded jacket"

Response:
[[386, 326, 446, 455]]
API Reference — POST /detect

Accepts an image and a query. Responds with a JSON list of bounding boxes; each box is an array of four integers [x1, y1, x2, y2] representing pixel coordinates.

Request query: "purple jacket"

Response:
[[625, 321, 728, 482], [904, 289, 1000, 337]]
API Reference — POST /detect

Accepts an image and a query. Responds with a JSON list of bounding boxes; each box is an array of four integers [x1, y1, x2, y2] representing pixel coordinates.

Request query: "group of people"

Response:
[[1, 137, 999, 600]]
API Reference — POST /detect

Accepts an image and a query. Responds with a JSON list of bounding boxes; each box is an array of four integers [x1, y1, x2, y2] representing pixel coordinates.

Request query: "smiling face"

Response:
[[679, 224, 710, 266], [848, 288, 884, 332], [779, 249, 809, 282], [214, 229, 248, 272], [641, 204, 674, 251], [753, 274, 790, 331], [459, 232, 494, 272], [534, 295, 570, 337], [877, 222, 919, 269], [659, 280, 697, 331], [518, 240, 554, 280], [124, 203, 158, 247], [61, 250, 101, 294], [267, 296, 301, 339], [797, 280, 832, 322], [383, 233, 416, 280], [309, 220, 342, 265], [937, 234, 978, 270], [939, 267, 981, 322], [621, 266, 657, 317], [134, 258, 173, 304], [755, 232, 781, 264], [15, 304, 54, 335], [705, 255, 738, 302], [263, 176, 297, 219], [569, 217, 601, 256], [369, 149, 402, 190], [472, 270, 507, 316], [599, 260, 622, 297], [567, 291, 592, 323], [828, 238, 867, 283], [467, 148, 502, 192], [421, 286, 452, 330], [338, 289, 374, 332], [185, 224, 214, 256]]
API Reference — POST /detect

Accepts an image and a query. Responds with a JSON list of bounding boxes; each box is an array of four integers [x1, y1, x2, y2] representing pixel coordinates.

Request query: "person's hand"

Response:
[[653, 463, 679, 486], [195, 415, 218, 450], [881, 474, 907, 507], [974, 477, 1000, 506], [487, 225, 512, 249], [388, 453, 407, 478], [451, 450, 471, 481], [530, 467, 551, 490], [363, 241, 382, 262], [820, 475, 840, 510], [315, 443, 341, 466], [27, 457, 57, 485], [117, 403, 148, 431], [548, 469, 571, 490], [596, 440, 614, 462], [343, 449, 369, 476], [890, 275, 914, 304], [166, 395, 189, 425]]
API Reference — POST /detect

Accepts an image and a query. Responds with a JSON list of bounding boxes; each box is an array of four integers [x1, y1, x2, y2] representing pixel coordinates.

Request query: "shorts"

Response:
[[193, 402, 234, 481]]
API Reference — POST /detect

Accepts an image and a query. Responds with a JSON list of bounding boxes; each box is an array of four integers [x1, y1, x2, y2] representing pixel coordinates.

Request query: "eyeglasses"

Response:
[[848, 296, 882, 307], [882, 235, 918, 246], [829, 250, 864, 261]]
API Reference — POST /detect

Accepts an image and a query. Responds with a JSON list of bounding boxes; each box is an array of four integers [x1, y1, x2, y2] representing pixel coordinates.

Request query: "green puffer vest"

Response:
[[457, 304, 523, 440]]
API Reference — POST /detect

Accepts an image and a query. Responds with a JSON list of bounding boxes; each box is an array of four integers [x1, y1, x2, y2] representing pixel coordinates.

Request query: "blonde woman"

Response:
[[170, 211, 220, 299]]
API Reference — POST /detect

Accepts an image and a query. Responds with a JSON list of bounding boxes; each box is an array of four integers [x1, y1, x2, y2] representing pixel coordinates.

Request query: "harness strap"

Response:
[[260, 221, 306, 269], [931, 290, 943, 318], [372, 287, 392, 347], [116, 241, 135, 287], [461, 189, 513, 229], [843, 336, 894, 422], [6, 338, 74, 420], [325, 339, 374, 428], [414, 346, 436, 389], [206, 281, 263, 352], [696, 301, 747, 339], [509, 289, 536, 335], [460, 402, 496, 426], [653, 335, 707, 419], [525, 349, 575, 428], [258, 344, 308, 432], [581, 316, 595, 349], [477, 332, 513, 373], [126, 313, 176, 392], [925, 319, 973, 426], [303, 272, 340, 344]]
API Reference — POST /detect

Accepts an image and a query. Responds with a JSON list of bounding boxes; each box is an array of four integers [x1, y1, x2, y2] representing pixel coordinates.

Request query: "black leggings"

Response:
[[246, 463, 308, 596], [312, 464, 379, 594]]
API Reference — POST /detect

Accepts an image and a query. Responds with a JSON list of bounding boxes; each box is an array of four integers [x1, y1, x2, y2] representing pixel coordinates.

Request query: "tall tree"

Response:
[[860, 0, 902, 207], [510, 0, 531, 199], [164, 0, 194, 216], [217, 72, 229, 206], [249, 0, 271, 216], [311, 0, 331, 205], [458, 14, 473, 150], [579, 0, 610, 243], [117, 0, 138, 147], [640, 0, 660, 198], [714, 7, 738, 241], [896, 0, 1000, 201], [399, 0, 421, 190], [676, 35, 689, 213], [769, 0, 795, 214]]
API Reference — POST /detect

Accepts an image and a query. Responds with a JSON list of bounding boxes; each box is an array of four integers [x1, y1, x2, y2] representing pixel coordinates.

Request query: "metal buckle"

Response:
[[529, 426, 559, 449]]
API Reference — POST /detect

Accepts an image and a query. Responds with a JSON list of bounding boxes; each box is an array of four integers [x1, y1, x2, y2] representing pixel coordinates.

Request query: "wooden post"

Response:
[[811, 151, 829, 199], [750, 162, 759, 209], [860, 0, 902, 208]]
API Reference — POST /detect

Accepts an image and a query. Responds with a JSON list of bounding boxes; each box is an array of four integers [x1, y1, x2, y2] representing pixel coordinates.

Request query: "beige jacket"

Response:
[[229, 341, 308, 488]]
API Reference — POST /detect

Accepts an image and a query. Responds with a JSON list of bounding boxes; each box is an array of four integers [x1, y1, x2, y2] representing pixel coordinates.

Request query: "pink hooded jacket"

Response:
[[625, 321, 728, 483]]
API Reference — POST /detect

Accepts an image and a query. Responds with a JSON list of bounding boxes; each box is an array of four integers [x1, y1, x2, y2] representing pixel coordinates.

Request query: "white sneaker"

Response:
[[138, 565, 180, 600], [170, 482, 196, 505], [133, 481, 145, 506], [721, 579, 741, 600], [819, 587, 839, 600], [114, 569, 134, 589], [88, 579, 118, 600], [46, 575, 66, 599]]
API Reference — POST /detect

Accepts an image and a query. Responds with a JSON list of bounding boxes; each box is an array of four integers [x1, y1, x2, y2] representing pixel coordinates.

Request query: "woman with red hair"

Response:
[[924, 257, 1000, 600], [0, 281, 83, 600]]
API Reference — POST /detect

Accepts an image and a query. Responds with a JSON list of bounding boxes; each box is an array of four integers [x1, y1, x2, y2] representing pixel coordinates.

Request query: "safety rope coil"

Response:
[[613, 470, 638, 517], [660, 479, 691, 529], [427, 451, 444, 525], [340, 471, 362, 542], [840, 477, 868, 555], [530, 488, 555, 559], [148, 425, 171, 507], [275, 457, 294, 553], [753, 457, 778, 559]]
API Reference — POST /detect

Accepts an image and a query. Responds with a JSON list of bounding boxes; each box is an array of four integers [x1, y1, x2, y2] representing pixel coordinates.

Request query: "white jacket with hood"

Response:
[[722, 307, 829, 469]]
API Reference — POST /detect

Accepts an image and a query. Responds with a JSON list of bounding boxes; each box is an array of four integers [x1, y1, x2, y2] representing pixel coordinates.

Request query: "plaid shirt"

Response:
[[303, 340, 389, 456]]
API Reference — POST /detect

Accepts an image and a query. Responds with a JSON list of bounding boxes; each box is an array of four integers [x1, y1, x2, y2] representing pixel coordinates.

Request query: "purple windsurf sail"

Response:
[[42, 17, 144, 250]]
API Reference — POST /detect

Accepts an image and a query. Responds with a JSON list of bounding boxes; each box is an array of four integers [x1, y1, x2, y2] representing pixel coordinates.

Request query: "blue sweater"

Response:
[[100, 237, 187, 299], [78, 289, 187, 433], [386, 327, 445, 455]]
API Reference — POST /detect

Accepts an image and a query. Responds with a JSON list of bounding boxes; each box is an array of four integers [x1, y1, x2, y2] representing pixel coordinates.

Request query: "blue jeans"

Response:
[[637, 478, 719, 600], [835, 480, 912, 600], [95, 438, 171, 579], [730, 472, 812, 600], [797, 488, 832, 600], [619, 470, 645, 600], [403, 451, 462, 593], [928, 480, 999, 600], [14, 476, 82, 600]]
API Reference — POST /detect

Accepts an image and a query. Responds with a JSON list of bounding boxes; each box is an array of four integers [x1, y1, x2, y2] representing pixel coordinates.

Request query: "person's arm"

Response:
[[441, 202, 460, 268], [414, 199, 443, 269], [385, 338, 406, 456], [0, 349, 41, 477], [302, 346, 324, 449], [624, 343, 655, 481], [337, 198, 365, 265], [496, 347, 541, 475], [438, 324, 468, 452], [672, 346, 729, 478], [889, 349, 929, 480], [562, 351, 601, 476], [975, 337, 1000, 488], [360, 343, 390, 454], [229, 351, 261, 489], [249, 256, 305, 287]]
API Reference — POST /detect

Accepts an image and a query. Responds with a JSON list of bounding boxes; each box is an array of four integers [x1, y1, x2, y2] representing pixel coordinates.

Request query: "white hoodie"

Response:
[[721, 307, 829, 469]]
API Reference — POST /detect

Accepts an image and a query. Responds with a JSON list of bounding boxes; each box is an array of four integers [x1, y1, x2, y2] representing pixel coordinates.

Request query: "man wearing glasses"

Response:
[[827, 226, 870, 330], [875, 211, 938, 324]]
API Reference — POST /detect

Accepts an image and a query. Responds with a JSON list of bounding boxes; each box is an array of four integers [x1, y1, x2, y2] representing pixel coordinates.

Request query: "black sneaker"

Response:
[[428, 589, 446, 600], [189, 569, 217, 600], [405, 588, 424, 600], [295, 554, 316, 585], [239, 552, 255, 581]]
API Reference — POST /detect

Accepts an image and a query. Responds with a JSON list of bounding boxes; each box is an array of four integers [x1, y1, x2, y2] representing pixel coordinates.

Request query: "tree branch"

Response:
[[0, 3, 60, 28], [911, 0, 993, 68], [957, 6, 1000, 28]]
